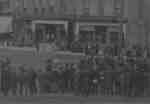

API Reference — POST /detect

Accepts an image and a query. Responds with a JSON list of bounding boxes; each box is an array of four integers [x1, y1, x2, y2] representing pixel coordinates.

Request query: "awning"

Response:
[[20, 15, 128, 23], [32, 20, 68, 25]]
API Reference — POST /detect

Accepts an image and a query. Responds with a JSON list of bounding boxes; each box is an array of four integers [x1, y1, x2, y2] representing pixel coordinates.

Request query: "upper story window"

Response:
[[59, 0, 66, 13], [39, 0, 42, 4], [48, 0, 56, 14], [34, 8, 38, 14], [83, 8, 90, 16], [42, 8, 46, 14], [114, 7, 121, 16], [23, 8, 27, 12], [82, 0, 90, 16], [113, 0, 122, 16], [49, 6, 55, 13], [0, 0, 10, 12]]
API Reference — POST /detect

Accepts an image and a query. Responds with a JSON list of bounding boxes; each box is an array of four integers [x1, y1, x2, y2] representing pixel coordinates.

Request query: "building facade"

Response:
[[0, 0, 130, 51], [125, 0, 150, 49], [9, 0, 122, 17], [0, 0, 13, 46], [3, 0, 150, 49]]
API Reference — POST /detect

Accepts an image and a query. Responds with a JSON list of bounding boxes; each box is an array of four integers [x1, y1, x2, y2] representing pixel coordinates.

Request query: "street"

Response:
[[0, 47, 84, 68], [0, 48, 149, 104], [0, 0, 149, 104], [0, 94, 150, 104], [0, 47, 150, 104]]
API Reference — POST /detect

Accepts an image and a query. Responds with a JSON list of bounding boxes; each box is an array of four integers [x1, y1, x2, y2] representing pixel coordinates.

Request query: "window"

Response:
[[83, 8, 90, 16], [49, 6, 54, 13], [113, 0, 122, 16], [41, 8, 45, 14], [7, 0, 10, 8], [0, 1, 10, 12], [60, 0, 66, 13], [114, 7, 121, 16], [48, 0, 55, 13], [95, 26, 107, 44], [101, 32, 106, 44], [39, 0, 42, 4], [23, 8, 27, 12], [27, 29, 33, 40], [110, 32, 119, 44], [34, 8, 38, 13]]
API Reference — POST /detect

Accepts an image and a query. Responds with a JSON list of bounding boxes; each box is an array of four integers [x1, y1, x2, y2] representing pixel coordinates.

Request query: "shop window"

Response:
[[95, 32, 106, 44], [79, 31, 92, 42], [110, 32, 119, 43], [95, 26, 107, 44], [101, 32, 106, 44], [27, 29, 33, 40]]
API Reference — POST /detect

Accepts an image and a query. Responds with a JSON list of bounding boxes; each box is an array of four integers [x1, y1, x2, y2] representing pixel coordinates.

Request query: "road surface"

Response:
[[0, 94, 150, 104]]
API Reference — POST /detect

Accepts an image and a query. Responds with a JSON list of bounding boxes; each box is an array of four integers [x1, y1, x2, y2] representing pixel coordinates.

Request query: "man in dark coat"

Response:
[[73, 69, 80, 96], [28, 67, 37, 96], [17, 65, 26, 96], [9, 66, 17, 96], [1, 61, 11, 96], [89, 69, 99, 96]]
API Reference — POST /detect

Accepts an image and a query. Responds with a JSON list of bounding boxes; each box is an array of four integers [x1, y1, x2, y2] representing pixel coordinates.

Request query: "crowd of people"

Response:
[[0, 45, 150, 97], [0, 57, 37, 96]]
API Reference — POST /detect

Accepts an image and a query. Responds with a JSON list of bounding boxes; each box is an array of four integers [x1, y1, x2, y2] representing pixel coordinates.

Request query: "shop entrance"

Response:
[[74, 22, 124, 55], [32, 20, 68, 50], [35, 24, 66, 43], [79, 25, 107, 45]]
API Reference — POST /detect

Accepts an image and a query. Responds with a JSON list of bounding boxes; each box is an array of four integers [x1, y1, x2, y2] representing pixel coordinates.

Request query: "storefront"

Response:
[[32, 19, 68, 51], [29, 16, 127, 54], [73, 16, 127, 55], [0, 15, 13, 47]]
